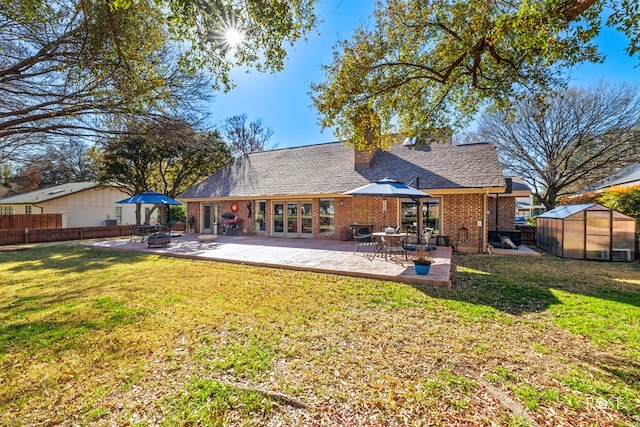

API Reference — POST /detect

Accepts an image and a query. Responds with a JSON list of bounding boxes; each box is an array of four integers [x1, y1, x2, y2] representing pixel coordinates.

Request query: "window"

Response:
[[25, 205, 32, 215], [319, 199, 334, 233], [256, 200, 266, 231], [115, 207, 122, 224], [400, 198, 441, 233], [423, 198, 441, 232], [0, 206, 13, 215], [401, 200, 418, 232]]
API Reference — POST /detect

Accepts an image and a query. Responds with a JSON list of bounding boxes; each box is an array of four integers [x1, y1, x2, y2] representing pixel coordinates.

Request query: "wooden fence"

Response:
[[0, 214, 62, 230], [0, 225, 130, 246]]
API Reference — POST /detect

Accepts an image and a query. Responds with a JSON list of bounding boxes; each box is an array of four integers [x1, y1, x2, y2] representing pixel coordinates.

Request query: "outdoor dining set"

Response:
[[128, 223, 174, 246], [353, 226, 437, 261]]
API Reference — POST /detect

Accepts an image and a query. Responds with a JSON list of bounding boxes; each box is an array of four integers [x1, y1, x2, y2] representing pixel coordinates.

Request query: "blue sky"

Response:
[[210, 1, 639, 149]]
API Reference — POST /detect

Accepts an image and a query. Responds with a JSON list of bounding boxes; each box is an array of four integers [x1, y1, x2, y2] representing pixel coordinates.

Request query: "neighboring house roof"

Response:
[[180, 141, 507, 199], [510, 176, 531, 193], [0, 182, 99, 205], [585, 162, 640, 192]]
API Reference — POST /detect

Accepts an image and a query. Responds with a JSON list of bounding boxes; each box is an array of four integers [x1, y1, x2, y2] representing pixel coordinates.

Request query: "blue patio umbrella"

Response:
[[117, 191, 182, 226], [116, 191, 181, 206]]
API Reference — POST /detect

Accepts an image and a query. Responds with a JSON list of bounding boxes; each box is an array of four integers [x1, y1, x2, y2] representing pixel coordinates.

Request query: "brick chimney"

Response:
[[354, 148, 379, 171]]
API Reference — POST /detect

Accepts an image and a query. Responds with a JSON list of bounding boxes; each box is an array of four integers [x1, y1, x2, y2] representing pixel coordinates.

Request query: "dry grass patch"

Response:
[[0, 244, 638, 426]]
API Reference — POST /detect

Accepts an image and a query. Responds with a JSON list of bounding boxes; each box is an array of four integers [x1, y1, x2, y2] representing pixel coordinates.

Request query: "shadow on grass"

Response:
[[414, 253, 640, 315], [2, 243, 151, 276]]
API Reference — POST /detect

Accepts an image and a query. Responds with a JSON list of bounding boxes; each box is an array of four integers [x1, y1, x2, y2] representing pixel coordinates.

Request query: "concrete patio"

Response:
[[84, 234, 453, 288]]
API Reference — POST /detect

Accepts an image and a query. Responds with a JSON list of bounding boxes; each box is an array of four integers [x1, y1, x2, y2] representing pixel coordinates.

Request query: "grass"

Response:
[[0, 243, 639, 426]]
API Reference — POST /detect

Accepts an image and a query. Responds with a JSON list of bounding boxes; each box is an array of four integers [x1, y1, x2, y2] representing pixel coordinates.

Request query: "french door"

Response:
[[202, 203, 220, 234], [272, 201, 313, 238]]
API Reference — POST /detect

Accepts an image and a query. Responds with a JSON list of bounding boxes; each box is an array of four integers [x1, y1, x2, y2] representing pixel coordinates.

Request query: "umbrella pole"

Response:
[[382, 198, 387, 229], [417, 199, 423, 243]]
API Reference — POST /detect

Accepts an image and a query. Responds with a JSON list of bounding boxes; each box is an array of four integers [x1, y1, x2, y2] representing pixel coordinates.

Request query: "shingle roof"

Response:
[[0, 182, 98, 204], [585, 162, 640, 191], [179, 141, 506, 199]]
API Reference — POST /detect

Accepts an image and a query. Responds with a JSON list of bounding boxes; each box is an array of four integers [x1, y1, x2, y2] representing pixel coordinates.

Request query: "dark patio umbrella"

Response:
[[343, 178, 431, 237], [342, 178, 430, 199], [116, 191, 181, 206]]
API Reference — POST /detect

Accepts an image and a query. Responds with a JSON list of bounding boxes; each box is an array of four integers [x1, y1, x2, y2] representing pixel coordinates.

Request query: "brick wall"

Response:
[[186, 203, 200, 233], [442, 193, 485, 253], [188, 193, 501, 253], [487, 196, 516, 231]]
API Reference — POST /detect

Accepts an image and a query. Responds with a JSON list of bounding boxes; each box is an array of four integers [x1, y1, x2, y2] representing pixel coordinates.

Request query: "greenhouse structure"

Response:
[[537, 203, 636, 261]]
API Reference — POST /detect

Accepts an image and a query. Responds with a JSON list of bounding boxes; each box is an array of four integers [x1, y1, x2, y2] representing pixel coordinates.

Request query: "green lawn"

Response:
[[1, 243, 639, 426]]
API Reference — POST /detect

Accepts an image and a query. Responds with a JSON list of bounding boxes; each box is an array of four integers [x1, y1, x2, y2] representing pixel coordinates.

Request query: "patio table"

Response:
[[131, 224, 157, 242], [372, 232, 409, 260]]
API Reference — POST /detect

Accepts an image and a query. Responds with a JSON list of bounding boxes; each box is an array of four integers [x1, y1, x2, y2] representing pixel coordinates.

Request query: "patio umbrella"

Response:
[[116, 191, 182, 206], [343, 178, 431, 236], [117, 191, 182, 226], [342, 178, 430, 199]]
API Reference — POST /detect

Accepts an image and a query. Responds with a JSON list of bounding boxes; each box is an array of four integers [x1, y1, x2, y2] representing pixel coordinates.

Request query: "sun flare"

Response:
[[224, 26, 245, 48]]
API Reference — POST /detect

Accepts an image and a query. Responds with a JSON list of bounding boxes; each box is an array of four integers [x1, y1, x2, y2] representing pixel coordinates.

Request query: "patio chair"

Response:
[[354, 230, 377, 254], [379, 234, 408, 261], [127, 223, 148, 243], [403, 227, 436, 254]]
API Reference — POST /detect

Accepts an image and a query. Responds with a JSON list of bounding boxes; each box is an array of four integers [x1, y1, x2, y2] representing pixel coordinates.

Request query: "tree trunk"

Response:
[[561, 0, 599, 21]]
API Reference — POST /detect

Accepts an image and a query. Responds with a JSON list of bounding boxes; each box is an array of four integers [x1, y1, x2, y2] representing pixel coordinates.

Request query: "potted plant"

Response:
[[413, 255, 432, 275]]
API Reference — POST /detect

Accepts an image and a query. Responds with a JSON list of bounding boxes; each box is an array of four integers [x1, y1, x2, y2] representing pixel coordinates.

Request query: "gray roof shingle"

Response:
[[585, 162, 640, 192], [0, 182, 98, 204], [179, 141, 506, 199]]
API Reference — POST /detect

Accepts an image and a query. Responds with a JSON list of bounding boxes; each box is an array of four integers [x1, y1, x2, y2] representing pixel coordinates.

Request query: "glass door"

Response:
[[273, 203, 285, 236], [287, 202, 299, 235], [272, 201, 313, 238], [300, 202, 313, 237], [202, 204, 212, 233], [202, 203, 221, 234]]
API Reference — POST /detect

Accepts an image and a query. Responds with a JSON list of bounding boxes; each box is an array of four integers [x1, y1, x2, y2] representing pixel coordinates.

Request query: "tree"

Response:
[[17, 140, 96, 188], [475, 82, 640, 210], [221, 114, 276, 157], [93, 117, 231, 224], [0, 0, 168, 162], [560, 185, 640, 227], [0, 0, 317, 162], [311, 0, 640, 149]]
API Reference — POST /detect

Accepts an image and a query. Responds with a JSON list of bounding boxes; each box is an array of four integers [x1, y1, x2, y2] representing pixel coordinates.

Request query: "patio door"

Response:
[[202, 203, 220, 234], [272, 201, 313, 238]]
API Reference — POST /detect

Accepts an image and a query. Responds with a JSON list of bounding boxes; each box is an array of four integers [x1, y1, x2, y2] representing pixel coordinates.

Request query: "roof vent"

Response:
[[403, 136, 417, 146]]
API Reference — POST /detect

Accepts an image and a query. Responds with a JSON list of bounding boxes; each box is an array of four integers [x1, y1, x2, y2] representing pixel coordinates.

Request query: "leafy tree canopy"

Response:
[[0, 0, 316, 163], [110, 0, 318, 90], [312, 0, 640, 150], [92, 117, 231, 224]]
